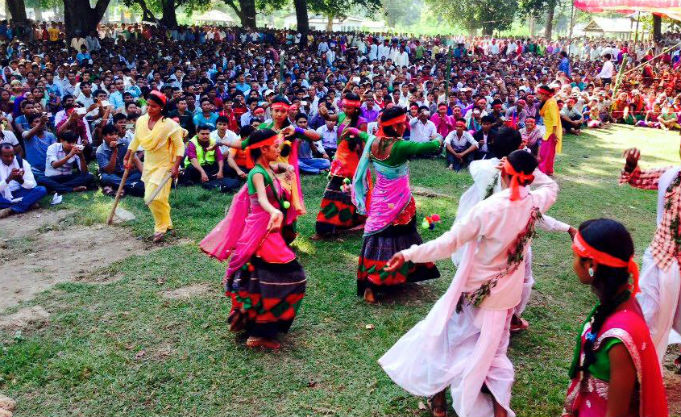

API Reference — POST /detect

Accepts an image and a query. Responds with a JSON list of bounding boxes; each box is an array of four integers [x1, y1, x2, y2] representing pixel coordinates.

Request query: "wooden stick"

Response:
[[107, 167, 131, 225], [144, 172, 173, 206]]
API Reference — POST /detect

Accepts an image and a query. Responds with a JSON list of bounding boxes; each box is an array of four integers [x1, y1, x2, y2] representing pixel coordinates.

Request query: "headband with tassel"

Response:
[[502, 159, 534, 201], [376, 113, 407, 137]]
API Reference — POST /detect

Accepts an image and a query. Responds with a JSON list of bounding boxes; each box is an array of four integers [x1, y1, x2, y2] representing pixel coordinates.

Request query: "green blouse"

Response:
[[368, 137, 441, 167]]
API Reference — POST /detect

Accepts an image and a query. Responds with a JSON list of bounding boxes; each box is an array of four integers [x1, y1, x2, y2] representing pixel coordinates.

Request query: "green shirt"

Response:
[[365, 136, 440, 167]]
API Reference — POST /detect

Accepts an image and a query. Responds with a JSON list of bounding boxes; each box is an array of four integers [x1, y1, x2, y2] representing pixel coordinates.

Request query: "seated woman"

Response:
[[562, 218, 668, 417]]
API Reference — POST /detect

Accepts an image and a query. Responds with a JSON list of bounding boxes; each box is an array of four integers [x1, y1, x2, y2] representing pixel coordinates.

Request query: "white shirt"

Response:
[[211, 129, 240, 156], [402, 170, 558, 310], [316, 125, 338, 149], [598, 60, 615, 79], [45, 143, 82, 177], [444, 130, 477, 149], [0, 157, 36, 200], [408, 118, 438, 143], [0, 130, 19, 147]]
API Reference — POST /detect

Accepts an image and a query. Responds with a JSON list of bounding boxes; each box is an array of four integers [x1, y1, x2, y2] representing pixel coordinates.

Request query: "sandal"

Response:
[[427, 390, 447, 417], [246, 336, 281, 350], [102, 186, 115, 197]]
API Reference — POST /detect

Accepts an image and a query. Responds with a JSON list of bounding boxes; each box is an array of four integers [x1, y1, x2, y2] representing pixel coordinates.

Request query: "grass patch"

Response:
[[0, 125, 676, 416]]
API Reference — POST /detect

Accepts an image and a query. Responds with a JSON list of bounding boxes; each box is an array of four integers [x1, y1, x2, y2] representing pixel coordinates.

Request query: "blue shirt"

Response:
[[193, 112, 218, 129], [96, 137, 130, 176], [559, 57, 571, 77], [24, 131, 57, 172], [109, 91, 125, 110]]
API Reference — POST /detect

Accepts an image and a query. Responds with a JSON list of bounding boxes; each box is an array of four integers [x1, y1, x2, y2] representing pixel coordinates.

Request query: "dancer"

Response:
[[200, 129, 306, 350], [379, 150, 558, 417], [453, 127, 575, 332], [620, 147, 681, 365], [536, 85, 562, 176], [563, 218, 668, 417], [352, 107, 441, 303], [314, 92, 369, 238], [124, 90, 185, 243]]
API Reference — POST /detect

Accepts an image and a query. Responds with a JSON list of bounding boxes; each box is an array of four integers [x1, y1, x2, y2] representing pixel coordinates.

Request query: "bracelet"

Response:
[[294, 126, 305, 135]]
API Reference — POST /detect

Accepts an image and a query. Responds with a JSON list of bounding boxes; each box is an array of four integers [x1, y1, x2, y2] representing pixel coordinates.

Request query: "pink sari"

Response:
[[563, 304, 668, 417], [200, 180, 296, 282], [363, 167, 412, 236]]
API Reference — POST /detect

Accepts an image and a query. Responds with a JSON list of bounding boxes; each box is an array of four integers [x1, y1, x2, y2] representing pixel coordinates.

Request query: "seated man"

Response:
[[225, 125, 254, 181], [22, 113, 58, 189], [183, 124, 240, 192], [44, 131, 96, 193], [473, 115, 497, 160], [444, 118, 478, 171], [0, 143, 47, 218], [97, 124, 144, 197], [294, 113, 329, 175], [559, 98, 583, 135]]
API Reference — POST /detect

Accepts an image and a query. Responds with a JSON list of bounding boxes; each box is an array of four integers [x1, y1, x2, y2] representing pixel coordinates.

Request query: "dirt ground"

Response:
[[664, 350, 681, 416], [0, 208, 148, 312]]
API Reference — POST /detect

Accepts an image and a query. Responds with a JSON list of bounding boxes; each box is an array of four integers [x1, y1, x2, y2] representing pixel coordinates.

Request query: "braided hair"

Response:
[[577, 218, 634, 374]]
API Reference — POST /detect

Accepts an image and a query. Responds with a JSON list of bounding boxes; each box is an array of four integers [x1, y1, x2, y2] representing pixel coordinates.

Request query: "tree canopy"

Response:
[[425, 0, 517, 35]]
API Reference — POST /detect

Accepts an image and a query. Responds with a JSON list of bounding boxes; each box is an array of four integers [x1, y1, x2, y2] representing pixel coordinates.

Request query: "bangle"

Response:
[[294, 126, 305, 135]]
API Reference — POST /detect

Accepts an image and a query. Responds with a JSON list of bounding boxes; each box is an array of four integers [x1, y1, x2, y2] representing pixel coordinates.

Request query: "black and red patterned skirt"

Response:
[[315, 175, 366, 236]]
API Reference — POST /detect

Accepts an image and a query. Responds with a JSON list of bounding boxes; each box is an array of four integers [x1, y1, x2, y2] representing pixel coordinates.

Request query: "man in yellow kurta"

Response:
[[536, 85, 562, 176], [124, 91, 185, 242]]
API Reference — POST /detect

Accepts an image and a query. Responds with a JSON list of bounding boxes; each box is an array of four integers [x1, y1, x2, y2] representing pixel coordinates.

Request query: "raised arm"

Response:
[[619, 148, 669, 191]]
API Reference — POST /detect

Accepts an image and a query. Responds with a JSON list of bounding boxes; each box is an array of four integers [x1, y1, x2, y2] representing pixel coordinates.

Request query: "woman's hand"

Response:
[[267, 210, 284, 233], [622, 148, 640, 172], [342, 127, 360, 139], [384, 252, 405, 273], [280, 126, 296, 137]]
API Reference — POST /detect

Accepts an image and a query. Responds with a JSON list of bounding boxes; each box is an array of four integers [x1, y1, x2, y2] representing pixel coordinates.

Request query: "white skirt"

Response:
[[637, 247, 681, 363]]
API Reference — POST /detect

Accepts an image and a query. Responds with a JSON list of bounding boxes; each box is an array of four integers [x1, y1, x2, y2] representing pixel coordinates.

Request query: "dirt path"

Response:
[[0, 208, 149, 312]]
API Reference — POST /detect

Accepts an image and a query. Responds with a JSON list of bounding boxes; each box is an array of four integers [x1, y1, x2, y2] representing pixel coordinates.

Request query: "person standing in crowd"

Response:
[[200, 129, 306, 350], [596, 53, 615, 86], [562, 219, 668, 417], [351, 106, 441, 303], [619, 147, 681, 366], [379, 150, 558, 417], [124, 91, 186, 243], [536, 85, 562, 176], [314, 92, 369, 238], [0, 143, 46, 218]]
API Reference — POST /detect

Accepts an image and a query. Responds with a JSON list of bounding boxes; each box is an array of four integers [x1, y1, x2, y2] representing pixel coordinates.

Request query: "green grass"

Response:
[[1, 125, 678, 416]]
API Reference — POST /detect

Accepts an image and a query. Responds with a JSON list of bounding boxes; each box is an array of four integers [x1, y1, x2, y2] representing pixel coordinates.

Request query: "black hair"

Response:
[[295, 112, 308, 121], [481, 115, 495, 124], [379, 106, 407, 138], [343, 92, 361, 127], [58, 131, 79, 143], [576, 218, 634, 375], [102, 124, 117, 136], [196, 124, 212, 133], [216, 115, 230, 125], [239, 125, 256, 138], [112, 113, 127, 123], [506, 149, 537, 184], [248, 128, 277, 161]]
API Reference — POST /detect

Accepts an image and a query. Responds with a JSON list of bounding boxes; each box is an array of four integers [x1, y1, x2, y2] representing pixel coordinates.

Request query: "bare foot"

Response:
[[0, 208, 13, 219], [152, 232, 165, 243], [73, 186, 87, 192], [246, 336, 281, 350], [363, 287, 376, 304], [428, 390, 447, 417]]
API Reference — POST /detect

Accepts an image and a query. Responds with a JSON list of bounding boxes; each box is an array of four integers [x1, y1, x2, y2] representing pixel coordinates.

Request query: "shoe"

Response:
[[510, 315, 529, 333], [0, 208, 13, 219]]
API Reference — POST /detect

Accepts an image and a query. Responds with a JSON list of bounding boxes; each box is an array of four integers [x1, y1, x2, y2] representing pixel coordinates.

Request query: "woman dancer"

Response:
[[536, 85, 562, 176], [563, 218, 668, 417], [352, 107, 441, 303], [379, 150, 558, 417], [314, 92, 369, 238], [200, 129, 306, 350], [124, 90, 185, 243]]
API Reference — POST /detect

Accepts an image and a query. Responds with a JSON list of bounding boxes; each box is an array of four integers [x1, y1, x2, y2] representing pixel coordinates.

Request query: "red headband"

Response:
[[502, 159, 534, 201], [572, 231, 640, 295], [536, 87, 554, 97], [271, 102, 290, 111], [149, 90, 167, 106], [377, 114, 407, 137], [455, 121, 466, 128], [248, 134, 279, 149], [343, 99, 361, 108]]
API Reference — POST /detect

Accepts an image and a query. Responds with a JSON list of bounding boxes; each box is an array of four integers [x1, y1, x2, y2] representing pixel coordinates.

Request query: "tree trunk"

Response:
[[294, 0, 309, 46], [544, 0, 556, 40], [653, 14, 662, 41], [34, 6, 42, 21], [528, 15, 535, 37], [482, 25, 493, 36], [160, 0, 177, 28], [63, 0, 111, 38], [6, 0, 28, 24], [326, 14, 333, 32], [225, 0, 255, 29], [134, 0, 157, 22]]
